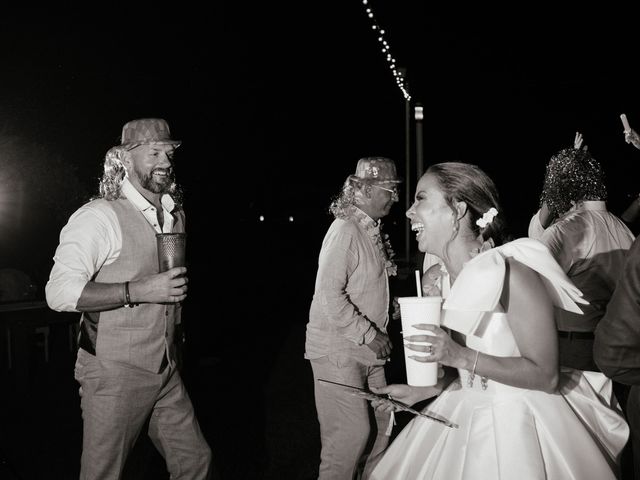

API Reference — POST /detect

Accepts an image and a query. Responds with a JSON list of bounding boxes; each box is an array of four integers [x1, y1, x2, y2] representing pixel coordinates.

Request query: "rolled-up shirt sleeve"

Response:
[[316, 241, 375, 345], [45, 204, 120, 312], [594, 238, 640, 385]]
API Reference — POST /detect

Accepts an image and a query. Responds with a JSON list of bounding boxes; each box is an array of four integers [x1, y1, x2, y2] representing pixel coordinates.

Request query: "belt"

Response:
[[558, 330, 595, 340]]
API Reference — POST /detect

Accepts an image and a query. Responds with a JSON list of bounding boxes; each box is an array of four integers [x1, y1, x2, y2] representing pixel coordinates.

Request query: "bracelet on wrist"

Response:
[[124, 281, 135, 308]]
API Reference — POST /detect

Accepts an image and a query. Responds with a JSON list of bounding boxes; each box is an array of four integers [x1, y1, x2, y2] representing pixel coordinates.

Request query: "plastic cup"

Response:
[[156, 233, 187, 272], [398, 296, 442, 386]]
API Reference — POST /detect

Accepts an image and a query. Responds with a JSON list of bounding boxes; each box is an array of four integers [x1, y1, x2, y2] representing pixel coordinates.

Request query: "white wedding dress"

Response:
[[371, 239, 629, 480]]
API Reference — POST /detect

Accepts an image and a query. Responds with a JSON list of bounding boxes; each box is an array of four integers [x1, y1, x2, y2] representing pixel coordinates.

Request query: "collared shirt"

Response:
[[305, 207, 390, 362], [594, 236, 640, 385], [529, 201, 635, 331], [45, 179, 176, 311]]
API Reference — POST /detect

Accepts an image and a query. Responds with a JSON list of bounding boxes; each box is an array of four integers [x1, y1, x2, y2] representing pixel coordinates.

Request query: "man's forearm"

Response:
[[75, 281, 129, 312]]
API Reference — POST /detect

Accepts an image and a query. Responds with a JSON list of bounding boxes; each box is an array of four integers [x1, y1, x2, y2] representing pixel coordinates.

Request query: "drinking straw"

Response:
[[415, 269, 422, 297]]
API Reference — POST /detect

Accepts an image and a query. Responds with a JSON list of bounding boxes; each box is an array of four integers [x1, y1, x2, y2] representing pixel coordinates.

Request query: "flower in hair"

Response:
[[476, 207, 498, 228]]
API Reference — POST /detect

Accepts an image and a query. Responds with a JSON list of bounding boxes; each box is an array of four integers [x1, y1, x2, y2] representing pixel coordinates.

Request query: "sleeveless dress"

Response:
[[371, 238, 629, 480]]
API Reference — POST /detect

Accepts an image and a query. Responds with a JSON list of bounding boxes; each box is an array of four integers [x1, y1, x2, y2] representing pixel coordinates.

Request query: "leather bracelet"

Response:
[[124, 281, 135, 308]]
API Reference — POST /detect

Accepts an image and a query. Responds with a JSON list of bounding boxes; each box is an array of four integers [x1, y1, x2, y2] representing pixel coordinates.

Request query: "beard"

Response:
[[135, 167, 174, 194]]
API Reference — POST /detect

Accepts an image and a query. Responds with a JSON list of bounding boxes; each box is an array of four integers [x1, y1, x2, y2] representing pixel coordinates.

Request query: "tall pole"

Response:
[[404, 94, 411, 264], [415, 103, 424, 180]]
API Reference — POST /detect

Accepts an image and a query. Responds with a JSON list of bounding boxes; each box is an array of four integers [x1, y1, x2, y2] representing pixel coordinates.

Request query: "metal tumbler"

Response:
[[156, 233, 187, 272]]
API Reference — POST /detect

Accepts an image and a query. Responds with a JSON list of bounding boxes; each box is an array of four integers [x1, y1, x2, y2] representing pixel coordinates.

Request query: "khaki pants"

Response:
[[310, 356, 391, 480], [74, 348, 212, 480]]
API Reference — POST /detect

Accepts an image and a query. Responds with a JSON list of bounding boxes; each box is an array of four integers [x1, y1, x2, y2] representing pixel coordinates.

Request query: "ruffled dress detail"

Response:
[[371, 238, 629, 480]]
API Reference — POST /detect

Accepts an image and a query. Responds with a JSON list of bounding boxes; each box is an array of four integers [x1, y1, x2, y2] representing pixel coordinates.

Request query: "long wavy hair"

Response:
[[94, 146, 183, 206], [328, 178, 371, 219]]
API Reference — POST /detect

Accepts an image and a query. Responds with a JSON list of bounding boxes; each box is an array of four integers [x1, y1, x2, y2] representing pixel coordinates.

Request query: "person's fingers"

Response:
[[411, 324, 438, 332], [408, 355, 437, 363], [404, 342, 432, 354], [403, 334, 434, 342]]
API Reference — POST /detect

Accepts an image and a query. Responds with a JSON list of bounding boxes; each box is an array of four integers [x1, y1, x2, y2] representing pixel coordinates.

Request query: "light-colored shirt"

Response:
[[305, 207, 390, 364], [45, 179, 176, 311], [529, 201, 635, 331]]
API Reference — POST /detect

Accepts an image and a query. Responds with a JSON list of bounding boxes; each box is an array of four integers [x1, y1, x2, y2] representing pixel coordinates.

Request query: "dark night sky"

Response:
[[2, 8, 640, 476], [1, 6, 640, 294]]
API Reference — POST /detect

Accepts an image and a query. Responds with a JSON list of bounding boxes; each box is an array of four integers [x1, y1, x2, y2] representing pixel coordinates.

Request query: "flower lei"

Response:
[[380, 231, 398, 277], [350, 207, 398, 276]]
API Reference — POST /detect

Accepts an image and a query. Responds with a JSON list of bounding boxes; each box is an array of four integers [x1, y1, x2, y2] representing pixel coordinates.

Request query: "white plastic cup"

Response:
[[398, 296, 442, 386]]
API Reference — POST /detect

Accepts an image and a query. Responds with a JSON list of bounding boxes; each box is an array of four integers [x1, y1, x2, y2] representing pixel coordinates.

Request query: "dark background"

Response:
[[1, 5, 640, 479], [2, 6, 640, 288]]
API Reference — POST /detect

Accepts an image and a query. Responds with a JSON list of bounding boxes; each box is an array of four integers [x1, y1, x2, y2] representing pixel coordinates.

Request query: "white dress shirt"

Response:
[[529, 201, 635, 331], [46, 179, 176, 311]]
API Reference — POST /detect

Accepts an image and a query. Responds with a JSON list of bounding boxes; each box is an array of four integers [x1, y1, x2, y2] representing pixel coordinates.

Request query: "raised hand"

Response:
[[574, 131, 587, 150], [624, 128, 640, 150]]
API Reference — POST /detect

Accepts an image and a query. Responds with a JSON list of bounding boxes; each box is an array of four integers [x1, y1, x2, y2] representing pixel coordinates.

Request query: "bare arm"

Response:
[[76, 267, 188, 312], [407, 259, 559, 392]]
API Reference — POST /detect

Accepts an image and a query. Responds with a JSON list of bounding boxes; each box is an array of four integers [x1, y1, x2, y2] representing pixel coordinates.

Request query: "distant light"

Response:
[[361, 4, 410, 100], [415, 106, 424, 120], [259, 215, 265, 222], [289, 216, 294, 222]]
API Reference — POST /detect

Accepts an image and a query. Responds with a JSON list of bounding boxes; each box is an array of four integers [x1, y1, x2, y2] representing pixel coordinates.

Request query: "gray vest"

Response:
[[78, 197, 185, 373]]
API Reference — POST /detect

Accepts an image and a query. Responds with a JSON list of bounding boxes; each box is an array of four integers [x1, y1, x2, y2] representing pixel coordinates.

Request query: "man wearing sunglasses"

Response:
[[305, 157, 401, 479]]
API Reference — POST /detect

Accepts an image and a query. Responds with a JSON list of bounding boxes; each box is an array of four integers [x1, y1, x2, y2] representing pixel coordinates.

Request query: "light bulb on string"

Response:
[[361, 1, 410, 100]]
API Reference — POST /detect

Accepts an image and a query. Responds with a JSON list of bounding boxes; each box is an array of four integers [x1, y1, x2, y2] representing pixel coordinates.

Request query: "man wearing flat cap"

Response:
[[46, 118, 213, 479], [305, 157, 401, 479]]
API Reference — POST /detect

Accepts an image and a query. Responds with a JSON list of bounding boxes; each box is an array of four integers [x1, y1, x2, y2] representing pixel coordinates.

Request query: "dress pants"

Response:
[[74, 348, 212, 480], [310, 355, 391, 480]]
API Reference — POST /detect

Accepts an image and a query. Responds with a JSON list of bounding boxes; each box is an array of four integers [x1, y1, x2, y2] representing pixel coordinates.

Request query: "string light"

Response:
[[361, 0, 411, 101]]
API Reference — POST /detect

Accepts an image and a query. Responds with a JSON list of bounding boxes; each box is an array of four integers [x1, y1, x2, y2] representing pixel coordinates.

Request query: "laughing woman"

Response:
[[369, 162, 629, 480]]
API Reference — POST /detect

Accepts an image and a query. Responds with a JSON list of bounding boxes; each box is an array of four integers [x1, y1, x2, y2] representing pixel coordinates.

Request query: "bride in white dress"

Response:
[[369, 162, 629, 480]]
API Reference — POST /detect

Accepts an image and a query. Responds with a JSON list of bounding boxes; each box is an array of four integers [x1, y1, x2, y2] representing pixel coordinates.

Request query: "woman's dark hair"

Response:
[[426, 162, 508, 246], [540, 147, 607, 217]]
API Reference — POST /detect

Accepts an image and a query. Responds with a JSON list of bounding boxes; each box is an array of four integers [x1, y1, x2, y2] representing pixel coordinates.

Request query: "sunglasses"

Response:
[[373, 184, 400, 199]]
